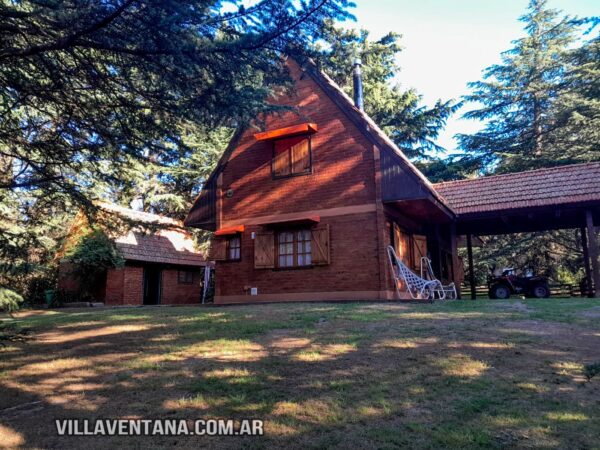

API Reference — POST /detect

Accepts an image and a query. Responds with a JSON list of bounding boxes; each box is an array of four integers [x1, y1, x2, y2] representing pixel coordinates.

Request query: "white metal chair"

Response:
[[387, 246, 445, 300], [420, 256, 457, 300]]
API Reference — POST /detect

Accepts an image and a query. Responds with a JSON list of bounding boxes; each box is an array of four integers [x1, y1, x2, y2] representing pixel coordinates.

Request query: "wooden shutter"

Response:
[[393, 223, 410, 266], [412, 235, 427, 271], [311, 224, 330, 266], [254, 231, 275, 269], [291, 138, 310, 173], [208, 238, 227, 261], [273, 149, 290, 177]]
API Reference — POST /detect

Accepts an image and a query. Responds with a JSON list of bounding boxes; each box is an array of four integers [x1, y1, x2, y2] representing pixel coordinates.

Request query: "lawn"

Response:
[[1, 299, 600, 449]]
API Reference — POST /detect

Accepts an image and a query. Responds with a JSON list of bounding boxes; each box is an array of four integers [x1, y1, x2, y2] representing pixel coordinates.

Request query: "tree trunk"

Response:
[[533, 96, 543, 157]]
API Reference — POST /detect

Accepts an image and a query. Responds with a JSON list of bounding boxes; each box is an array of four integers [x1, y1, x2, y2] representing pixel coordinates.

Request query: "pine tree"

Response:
[[0, 0, 353, 299], [116, 126, 233, 219], [452, 3, 599, 290], [457, 0, 578, 173], [546, 30, 600, 163], [1, 0, 352, 198]]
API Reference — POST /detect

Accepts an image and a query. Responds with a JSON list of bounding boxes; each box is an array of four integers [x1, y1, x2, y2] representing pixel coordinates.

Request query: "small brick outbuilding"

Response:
[[58, 204, 211, 305]]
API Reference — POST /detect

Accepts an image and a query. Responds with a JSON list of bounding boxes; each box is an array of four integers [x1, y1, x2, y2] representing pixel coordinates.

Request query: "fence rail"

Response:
[[460, 283, 585, 299]]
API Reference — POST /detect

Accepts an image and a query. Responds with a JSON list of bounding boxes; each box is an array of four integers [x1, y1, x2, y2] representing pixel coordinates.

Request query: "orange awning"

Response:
[[214, 225, 244, 236], [254, 123, 318, 141], [256, 215, 320, 227]]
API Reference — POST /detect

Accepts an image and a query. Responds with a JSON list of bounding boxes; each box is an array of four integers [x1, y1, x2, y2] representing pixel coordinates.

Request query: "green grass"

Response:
[[1, 298, 599, 449]]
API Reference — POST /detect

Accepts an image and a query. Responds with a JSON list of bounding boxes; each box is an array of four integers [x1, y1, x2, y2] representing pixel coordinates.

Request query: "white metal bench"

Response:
[[420, 256, 457, 300], [386, 246, 445, 300]]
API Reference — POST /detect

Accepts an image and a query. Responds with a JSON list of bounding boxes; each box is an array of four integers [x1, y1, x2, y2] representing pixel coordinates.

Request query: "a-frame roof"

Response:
[[184, 57, 454, 228], [299, 59, 452, 212]]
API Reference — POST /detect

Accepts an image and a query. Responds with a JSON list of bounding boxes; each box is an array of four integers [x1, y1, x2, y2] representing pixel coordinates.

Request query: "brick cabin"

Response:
[[185, 57, 600, 303], [184, 58, 456, 304], [58, 204, 211, 305]]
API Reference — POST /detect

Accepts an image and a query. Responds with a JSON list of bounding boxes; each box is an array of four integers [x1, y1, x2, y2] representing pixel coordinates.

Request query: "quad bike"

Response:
[[488, 268, 550, 299]]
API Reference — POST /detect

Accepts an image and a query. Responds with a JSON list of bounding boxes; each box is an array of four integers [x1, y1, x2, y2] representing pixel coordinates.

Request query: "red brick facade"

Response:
[[57, 204, 209, 306], [185, 58, 459, 304], [221, 63, 376, 222], [123, 266, 144, 305], [160, 268, 203, 304], [60, 264, 204, 306], [216, 212, 382, 301], [103, 265, 202, 305], [105, 267, 125, 304]]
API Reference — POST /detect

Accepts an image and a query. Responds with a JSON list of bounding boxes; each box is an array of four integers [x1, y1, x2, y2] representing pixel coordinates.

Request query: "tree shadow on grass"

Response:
[[1, 302, 599, 449]]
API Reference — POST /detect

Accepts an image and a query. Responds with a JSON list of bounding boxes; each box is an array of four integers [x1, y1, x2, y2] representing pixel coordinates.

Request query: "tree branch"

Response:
[[0, 0, 136, 60]]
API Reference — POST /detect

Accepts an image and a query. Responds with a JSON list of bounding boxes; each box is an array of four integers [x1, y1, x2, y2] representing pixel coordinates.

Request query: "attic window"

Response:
[[272, 135, 312, 178]]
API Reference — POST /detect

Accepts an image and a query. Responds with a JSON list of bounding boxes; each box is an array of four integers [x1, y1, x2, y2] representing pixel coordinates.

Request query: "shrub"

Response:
[[63, 230, 125, 287], [584, 362, 600, 382], [0, 288, 24, 316]]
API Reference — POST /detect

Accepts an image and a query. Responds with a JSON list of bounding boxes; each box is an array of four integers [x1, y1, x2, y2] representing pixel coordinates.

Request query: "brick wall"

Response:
[[211, 59, 389, 303], [160, 268, 202, 304], [105, 268, 125, 304], [57, 263, 80, 293], [57, 262, 106, 301], [105, 264, 203, 305], [122, 266, 144, 305], [106, 265, 142, 305], [215, 212, 382, 301], [221, 60, 377, 223]]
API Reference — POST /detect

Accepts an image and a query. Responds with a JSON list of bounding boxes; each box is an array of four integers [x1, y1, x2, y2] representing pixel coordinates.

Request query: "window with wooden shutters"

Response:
[[272, 135, 311, 178], [276, 229, 313, 268], [254, 231, 275, 269], [208, 238, 227, 261], [311, 224, 330, 266]]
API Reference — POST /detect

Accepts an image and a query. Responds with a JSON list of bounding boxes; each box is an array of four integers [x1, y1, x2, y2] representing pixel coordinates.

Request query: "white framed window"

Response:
[[228, 235, 241, 261], [277, 229, 311, 268]]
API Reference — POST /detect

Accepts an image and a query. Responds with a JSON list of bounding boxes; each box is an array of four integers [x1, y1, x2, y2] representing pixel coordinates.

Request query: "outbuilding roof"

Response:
[[433, 161, 600, 216], [115, 231, 208, 267], [99, 204, 209, 266]]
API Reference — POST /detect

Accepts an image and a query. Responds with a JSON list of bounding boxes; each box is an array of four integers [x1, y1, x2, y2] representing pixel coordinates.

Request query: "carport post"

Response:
[[581, 227, 593, 298], [466, 234, 476, 300], [585, 210, 600, 298], [450, 223, 461, 299]]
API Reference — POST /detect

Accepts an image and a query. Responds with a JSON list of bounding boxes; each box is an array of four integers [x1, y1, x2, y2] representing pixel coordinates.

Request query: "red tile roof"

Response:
[[116, 232, 209, 267], [433, 162, 600, 216], [98, 204, 209, 266]]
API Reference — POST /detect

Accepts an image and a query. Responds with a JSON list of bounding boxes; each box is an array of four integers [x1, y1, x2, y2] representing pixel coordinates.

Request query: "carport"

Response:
[[434, 162, 600, 299]]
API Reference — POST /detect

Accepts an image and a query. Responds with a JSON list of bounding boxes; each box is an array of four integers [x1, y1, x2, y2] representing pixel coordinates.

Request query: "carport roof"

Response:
[[433, 162, 600, 216]]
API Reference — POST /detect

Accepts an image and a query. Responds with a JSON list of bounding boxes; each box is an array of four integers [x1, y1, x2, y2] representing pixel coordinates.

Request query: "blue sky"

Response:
[[349, 0, 598, 154]]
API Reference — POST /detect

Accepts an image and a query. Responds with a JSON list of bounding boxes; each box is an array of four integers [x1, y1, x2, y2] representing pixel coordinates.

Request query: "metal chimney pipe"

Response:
[[352, 58, 364, 111]]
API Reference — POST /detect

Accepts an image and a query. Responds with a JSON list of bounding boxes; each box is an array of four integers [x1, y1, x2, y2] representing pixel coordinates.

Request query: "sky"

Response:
[[349, 0, 598, 153]]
